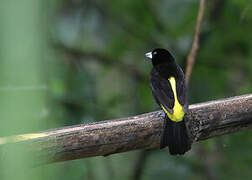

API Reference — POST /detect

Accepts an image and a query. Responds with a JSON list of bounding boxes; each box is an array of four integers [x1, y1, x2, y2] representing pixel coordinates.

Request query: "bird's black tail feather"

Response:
[[160, 115, 191, 155]]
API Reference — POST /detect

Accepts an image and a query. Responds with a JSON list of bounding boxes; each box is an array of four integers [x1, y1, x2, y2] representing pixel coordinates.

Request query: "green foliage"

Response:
[[0, 0, 251, 179]]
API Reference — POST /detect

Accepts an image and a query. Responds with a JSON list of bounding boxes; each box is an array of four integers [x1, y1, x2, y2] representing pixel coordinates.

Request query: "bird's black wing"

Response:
[[176, 66, 188, 112], [150, 69, 174, 114]]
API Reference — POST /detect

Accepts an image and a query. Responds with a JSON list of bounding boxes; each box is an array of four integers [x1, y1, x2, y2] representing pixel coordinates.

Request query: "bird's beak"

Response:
[[145, 52, 152, 59]]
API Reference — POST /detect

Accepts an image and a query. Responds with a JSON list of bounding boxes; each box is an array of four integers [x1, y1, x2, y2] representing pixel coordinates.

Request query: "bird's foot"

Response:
[[156, 111, 165, 118]]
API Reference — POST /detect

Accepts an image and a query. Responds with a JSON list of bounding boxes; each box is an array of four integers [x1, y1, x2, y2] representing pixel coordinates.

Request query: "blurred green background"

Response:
[[0, 0, 251, 180]]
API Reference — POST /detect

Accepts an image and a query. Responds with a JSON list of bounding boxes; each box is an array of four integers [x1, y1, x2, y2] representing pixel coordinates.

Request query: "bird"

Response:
[[145, 48, 191, 155]]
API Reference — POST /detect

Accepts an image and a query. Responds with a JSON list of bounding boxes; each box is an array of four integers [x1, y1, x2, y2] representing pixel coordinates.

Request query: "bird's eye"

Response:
[[153, 51, 157, 55]]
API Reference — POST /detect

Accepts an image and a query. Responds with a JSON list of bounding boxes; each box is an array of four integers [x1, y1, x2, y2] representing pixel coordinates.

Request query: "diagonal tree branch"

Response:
[[1, 94, 251, 164], [185, 0, 206, 86]]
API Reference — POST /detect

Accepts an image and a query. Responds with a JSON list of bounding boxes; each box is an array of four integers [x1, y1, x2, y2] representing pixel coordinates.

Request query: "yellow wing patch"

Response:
[[161, 77, 184, 122]]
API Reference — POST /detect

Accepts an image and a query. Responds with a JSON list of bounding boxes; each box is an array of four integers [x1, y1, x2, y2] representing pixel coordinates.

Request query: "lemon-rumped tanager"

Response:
[[145, 48, 191, 155]]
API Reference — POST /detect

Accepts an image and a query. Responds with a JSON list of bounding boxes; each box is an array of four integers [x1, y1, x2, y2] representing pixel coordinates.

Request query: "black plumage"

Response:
[[145, 48, 191, 155]]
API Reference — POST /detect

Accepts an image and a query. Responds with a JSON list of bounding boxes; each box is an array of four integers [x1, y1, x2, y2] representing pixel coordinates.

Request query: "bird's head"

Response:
[[145, 48, 175, 66]]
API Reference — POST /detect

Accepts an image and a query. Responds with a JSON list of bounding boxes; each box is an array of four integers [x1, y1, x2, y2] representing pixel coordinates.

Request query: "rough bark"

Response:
[[1, 94, 252, 164]]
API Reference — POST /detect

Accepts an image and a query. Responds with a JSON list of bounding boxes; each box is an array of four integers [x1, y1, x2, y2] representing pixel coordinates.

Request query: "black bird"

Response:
[[145, 48, 191, 155]]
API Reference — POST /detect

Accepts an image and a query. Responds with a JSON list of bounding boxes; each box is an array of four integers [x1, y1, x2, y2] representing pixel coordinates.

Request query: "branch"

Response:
[[1, 94, 251, 164], [185, 0, 206, 85]]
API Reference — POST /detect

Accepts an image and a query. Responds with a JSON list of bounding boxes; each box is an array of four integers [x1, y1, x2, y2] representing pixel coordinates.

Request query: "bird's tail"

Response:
[[160, 115, 191, 155]]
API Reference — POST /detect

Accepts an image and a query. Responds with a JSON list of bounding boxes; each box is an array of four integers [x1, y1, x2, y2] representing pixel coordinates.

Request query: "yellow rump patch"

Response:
[[161, 77, 184, 122]]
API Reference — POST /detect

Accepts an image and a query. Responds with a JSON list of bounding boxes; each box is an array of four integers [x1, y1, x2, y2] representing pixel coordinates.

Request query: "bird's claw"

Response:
[[156, 111, 165, 118]]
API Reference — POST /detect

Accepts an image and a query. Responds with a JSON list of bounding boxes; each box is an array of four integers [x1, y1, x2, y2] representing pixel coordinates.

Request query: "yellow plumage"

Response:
[[161, 77, 184, 122]]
